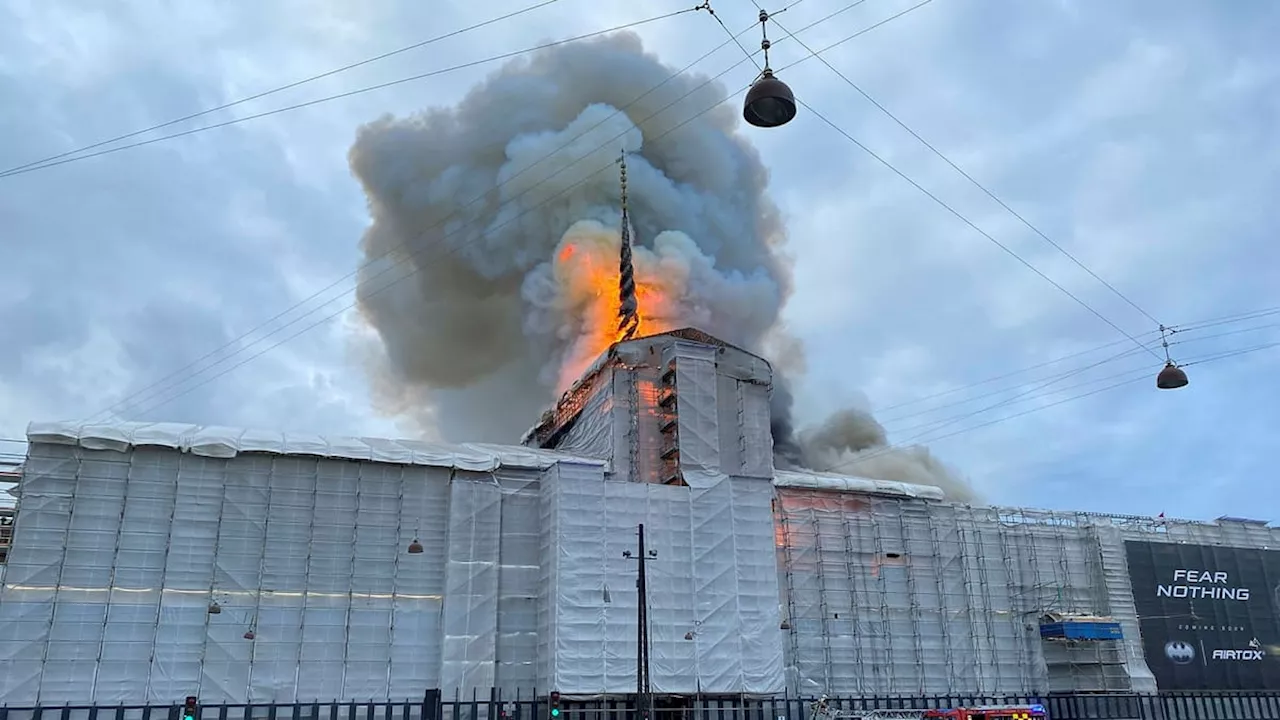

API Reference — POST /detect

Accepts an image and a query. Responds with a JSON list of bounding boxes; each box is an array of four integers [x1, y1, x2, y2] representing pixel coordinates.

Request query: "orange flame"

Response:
[[554, 236, 679, 389]]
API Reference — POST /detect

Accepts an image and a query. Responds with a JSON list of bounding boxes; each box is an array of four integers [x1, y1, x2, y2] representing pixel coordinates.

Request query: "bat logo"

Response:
[[1165, 641, 1196, 664]]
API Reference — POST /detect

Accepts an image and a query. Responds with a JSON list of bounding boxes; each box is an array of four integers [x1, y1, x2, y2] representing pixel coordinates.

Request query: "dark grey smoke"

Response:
[[347, 31, 975, 500], [769, 370, 804, 465]]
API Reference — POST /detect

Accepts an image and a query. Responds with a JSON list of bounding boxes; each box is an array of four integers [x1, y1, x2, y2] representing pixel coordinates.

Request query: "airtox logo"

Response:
[[1211, 638, 1265, 661], [1165, 641, 1196, 664]]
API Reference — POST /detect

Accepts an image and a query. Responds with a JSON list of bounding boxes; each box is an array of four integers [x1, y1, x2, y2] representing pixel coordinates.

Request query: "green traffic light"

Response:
[[550, 710, 560, 717]]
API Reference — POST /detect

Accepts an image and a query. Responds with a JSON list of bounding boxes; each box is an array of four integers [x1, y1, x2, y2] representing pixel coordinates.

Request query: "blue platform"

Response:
[[1039, 620, 1124, 640]]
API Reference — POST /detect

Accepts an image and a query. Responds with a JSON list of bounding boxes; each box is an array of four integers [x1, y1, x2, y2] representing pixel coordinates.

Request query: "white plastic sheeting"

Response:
[[0, 433, 590, 705], [548, 373, 614, 462], [493, 473, 543, 690], [735, 381, 773, 479], [439, 478, 501, 694], [26, 421, 604, 473], [668, 343, 721, 485], [540, 473, 785, 695], [774, 470, 945, 501]]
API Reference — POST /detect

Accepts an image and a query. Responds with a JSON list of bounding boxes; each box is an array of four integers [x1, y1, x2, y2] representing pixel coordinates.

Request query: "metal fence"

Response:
[[3, 690, 1279, 720]]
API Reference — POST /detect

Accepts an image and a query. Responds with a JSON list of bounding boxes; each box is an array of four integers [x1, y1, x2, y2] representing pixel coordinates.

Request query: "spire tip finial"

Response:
[[617, 149, 639, 341]]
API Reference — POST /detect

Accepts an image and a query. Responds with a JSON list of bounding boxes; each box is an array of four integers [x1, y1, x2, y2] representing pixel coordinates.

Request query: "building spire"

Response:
[[617, 150, 640, 341]]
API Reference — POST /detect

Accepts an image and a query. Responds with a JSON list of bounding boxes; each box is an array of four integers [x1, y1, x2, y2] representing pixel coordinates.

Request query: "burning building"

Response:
[[3, 30, 1278, 708], [2, 328, 1278, 705]]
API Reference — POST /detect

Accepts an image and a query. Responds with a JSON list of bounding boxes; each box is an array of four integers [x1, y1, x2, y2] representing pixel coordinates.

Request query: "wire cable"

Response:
[[80, 12, 763, 423], [922, 342, 1272, 444], [871, 319, 1278, 455], [873, 332, 1155, 416], [1170, 304, 1280, 334], [878, 312, 1277, 426], [78, 4, 803, 422], [1168, 320, 1280, 349], [81, 0, 913, 423], [717, 4, 1163, 361], [0, 0, 569, 177], [107, 2, 938, 422], [736, 12, 1162, 361], [887, 347, 1153, 439], [880, 344, 1153, 427], [0, 6, 707, 180], [791, 93, 1162, 360], [822, 340, 1280, 477], [1180, 340, 1280, 368], [769, 13, 1166, 330]]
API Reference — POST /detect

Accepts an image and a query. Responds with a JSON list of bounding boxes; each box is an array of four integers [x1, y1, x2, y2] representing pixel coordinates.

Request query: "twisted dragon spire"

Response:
[[617, 150, 640, 341]]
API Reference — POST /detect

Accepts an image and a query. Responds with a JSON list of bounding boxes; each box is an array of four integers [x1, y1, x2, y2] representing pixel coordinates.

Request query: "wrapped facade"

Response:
[[1, 330, 1277, 704]]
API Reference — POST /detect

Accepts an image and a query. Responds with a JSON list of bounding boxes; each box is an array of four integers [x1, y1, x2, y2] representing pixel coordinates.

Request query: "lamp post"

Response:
[[622, 525, 657, 720]]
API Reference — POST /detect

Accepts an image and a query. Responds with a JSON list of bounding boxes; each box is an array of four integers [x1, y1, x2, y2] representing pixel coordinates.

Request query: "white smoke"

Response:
[[521, 219, 781, 390], [785, 408, 978, 502], [348, 32, 976, 500]]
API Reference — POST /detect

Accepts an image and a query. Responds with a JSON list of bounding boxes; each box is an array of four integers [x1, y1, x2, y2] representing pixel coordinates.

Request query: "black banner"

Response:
[[1124, 540, 1280, 690]]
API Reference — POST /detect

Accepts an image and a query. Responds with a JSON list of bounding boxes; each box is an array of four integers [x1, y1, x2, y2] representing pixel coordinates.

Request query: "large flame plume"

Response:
[[347, 32, 975, 499], [544, 223, 676, 390], [527, 219, 779, 391]]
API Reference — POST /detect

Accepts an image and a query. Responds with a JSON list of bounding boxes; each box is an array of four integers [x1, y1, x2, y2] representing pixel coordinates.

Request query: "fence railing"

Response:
[[2, 690, 1279, 720]]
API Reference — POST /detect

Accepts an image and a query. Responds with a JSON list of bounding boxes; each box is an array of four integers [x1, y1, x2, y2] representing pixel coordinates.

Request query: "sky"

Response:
[[1, 0, 1277, 520]]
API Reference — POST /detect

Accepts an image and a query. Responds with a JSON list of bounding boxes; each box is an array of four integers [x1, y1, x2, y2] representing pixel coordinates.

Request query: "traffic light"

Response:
[[183, 697, 198, 720], [548, 691, 561, 719]]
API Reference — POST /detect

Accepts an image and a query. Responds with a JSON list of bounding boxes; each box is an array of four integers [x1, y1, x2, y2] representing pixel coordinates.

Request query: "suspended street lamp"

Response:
[[1156, 325, 1188, 390], [743, 10, 796, 128], [1157, 362, 1188, 390], [407, 519, 425, 554]]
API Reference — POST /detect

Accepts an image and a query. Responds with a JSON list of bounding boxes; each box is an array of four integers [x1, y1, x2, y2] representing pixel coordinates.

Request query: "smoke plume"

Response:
[[348, 32, 975, 500], [777, 408, 977, 502]]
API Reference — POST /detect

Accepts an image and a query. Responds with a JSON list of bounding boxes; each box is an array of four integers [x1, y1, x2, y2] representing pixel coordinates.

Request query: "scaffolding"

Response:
[[772, 490, 1280, 697], [1, 460, 17, 566]]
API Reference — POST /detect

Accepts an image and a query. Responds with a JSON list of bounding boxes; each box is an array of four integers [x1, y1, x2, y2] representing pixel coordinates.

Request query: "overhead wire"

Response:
[[767, 11, 1166, 330], [821, 340, 1280, 477], [873, 332, 1157, 416], [697, 3, 1275, 453], [79, 7, 770, 423], [97, 0, 937, 422], [737, 17, 1163, 361], [77, 0, 921, 422], [878, 310, 1279, 426], [1168, 304, 1280, 334], [1167, 319, 1280, 348], [904, 340, 1275, 441], [77, 0, 826, 423], [0, 0, 568, 177], [879, 344, 1153, 427], [1179, 340, 1280, 368], [887, 347, 1156, 439], [0, 6, 715, 180]]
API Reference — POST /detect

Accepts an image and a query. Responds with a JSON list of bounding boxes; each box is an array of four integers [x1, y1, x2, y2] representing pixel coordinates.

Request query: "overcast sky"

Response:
[[2, 0, 1277, 520]]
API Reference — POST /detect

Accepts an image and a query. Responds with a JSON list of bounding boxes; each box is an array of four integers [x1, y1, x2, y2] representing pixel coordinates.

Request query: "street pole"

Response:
[[622, 524, 654, 720], [636, 523, 650, 720]]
